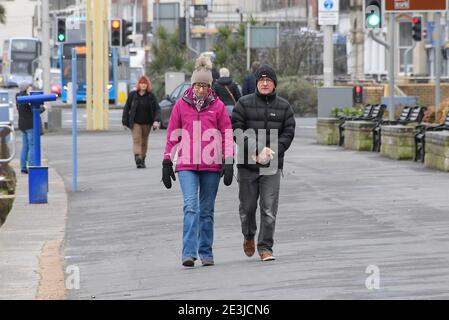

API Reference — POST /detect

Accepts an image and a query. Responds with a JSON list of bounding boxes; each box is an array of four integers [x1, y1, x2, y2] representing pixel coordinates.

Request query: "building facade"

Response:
[[0, 0, 38, 53]]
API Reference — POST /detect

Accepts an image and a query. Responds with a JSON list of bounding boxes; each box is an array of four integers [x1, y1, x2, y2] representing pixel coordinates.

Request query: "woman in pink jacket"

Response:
[[162, 56, 234, 268]]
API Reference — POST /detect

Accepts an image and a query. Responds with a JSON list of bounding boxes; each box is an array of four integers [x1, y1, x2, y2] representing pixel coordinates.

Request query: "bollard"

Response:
[[17, 92, 57, 204]]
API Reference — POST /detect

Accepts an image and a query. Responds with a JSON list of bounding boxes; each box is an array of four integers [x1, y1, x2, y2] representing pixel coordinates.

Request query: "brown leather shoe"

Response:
[[260, 251, 276, 261], [243, 239, 255, 257]]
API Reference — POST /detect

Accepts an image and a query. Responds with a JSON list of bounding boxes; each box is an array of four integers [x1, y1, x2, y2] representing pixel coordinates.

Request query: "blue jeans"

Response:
[[20, 129, 34, 171], [178, 170, 220, 261]]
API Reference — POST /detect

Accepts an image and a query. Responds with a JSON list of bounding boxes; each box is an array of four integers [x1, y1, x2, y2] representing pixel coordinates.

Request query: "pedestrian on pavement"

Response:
[[122, 75, 161, 169], [212, 67, 241, 109], [231, 64, 296, 262], [16, 83, 46, 174], [212, 66, 220, 87], [162, 56, 234, 268], [241, 61, 260, 96]]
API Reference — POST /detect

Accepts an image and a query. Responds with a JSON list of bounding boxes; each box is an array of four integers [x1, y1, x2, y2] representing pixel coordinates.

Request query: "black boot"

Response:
[[141, 155, 147, 168], [135, 154, 143, 168]]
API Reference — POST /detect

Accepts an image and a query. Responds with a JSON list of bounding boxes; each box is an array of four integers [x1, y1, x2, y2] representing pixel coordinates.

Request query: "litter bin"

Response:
[[28, 166, 49, 203]]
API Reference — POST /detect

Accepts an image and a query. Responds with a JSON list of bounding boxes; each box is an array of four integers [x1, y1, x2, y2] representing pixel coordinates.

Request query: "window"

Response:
[[11, 61, 31, 74], [11, 40, 37, 53], [399, 21, 413, 74]]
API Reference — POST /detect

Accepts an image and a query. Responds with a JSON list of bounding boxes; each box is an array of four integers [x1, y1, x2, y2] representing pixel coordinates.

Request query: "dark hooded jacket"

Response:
[[212, 77, 241, 106]]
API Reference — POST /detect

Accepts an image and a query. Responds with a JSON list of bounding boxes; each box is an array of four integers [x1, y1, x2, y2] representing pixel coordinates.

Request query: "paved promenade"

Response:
[[2, 118, 449, 299]]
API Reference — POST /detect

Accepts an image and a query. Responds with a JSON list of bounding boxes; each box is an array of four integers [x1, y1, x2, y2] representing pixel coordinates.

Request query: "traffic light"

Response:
[[57, 17, 66, 43], [121, 19, 133, 46], [110, 19, 122, 47], [411, 16, 422, 42], [353, 85, 363, 104], [364, 0, 382, 29]]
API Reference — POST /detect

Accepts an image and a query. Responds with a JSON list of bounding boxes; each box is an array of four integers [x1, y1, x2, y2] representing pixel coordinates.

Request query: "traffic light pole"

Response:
[[186, 0, 199, 56], [435, 12, 442, 116], [388, 13, 395, 121], [368, 13, 395, 121], [41, 0, 51, 128], [368, 29, 389, 48], [323, 25, 334, 87]]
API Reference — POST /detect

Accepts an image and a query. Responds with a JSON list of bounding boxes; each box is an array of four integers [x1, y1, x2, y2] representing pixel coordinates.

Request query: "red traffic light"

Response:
[[111, 20, 121, 29], [353, 85, 363, 104], [411, 16, 422, 41]]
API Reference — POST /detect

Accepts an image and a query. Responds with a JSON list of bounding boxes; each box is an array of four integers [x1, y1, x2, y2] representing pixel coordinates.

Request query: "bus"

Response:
[[59, 42, 121, 103], [1, 37, 41, 88]]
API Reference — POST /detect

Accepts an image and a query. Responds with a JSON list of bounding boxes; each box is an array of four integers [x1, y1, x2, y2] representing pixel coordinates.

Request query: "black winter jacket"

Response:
[[122, 90, 161, 129], [212, 77, 241, 106], [16, 91, 45, 131], [231, 90, 296, 171], [242, 73, 256, 96]]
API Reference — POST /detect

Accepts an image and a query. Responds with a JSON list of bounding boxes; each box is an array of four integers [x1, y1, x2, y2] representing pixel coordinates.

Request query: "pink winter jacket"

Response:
[[163, 87, 234, 172]]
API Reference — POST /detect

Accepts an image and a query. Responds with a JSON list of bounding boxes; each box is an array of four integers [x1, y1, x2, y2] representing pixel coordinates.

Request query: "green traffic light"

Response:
[[367, 13, 380, 28], [58, 34, 65, 42]]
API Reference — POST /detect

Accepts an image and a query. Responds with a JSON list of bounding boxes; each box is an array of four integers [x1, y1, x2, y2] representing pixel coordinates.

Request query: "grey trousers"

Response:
[[237, 167, 281, 254]]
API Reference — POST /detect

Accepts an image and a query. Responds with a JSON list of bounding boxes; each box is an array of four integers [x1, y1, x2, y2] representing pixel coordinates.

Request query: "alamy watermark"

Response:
[[65, 265, 80, 290], [365, 265, 380, 290]]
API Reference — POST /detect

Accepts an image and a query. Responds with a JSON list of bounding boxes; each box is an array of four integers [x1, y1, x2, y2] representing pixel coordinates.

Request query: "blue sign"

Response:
[[324, 0, 334, 10]]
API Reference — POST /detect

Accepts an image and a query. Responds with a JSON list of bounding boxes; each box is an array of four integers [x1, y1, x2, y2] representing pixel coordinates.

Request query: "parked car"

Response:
[[159, 81, 238, 129], [159, 81, 191, 129]]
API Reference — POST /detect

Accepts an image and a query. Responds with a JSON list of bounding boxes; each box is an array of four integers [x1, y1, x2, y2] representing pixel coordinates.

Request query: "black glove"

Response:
[[162, 159, 176, 189], [221, 158, 234, 186]]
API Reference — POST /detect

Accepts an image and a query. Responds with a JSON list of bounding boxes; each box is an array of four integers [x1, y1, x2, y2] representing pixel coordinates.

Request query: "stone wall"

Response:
[[380, 124, 417, 160], [425, 131, 449, 172], [364, 86, 385, 105], [344, 121, 377, 151], [363, 84, 449, 107], [317, 118, 340, 145]]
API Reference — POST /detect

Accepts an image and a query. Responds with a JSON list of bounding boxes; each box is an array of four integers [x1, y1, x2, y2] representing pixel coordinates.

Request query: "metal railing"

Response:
[[0, 122, 16, 164]]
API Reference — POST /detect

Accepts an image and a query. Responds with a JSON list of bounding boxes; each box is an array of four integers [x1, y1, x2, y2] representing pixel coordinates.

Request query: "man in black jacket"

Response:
[[231, 64, 296, 262]]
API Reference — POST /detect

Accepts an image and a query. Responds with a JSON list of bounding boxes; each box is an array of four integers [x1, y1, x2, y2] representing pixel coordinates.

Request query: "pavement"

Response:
[[0, 160, 67, 299], [2, 117, 449, 299]]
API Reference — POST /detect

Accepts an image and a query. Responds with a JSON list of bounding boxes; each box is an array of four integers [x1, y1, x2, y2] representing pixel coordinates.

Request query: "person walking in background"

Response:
[[241, 61, 260, 96], [122, 75, 161, 169], [16, 83, 45, 174], [212, 66, 220, 87], [162, 56, 234, 268], [212, 67, 241, 113], [232, 64, 296, 262]]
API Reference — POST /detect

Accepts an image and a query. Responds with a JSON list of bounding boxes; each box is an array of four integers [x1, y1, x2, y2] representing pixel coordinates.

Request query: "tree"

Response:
[[149, 26, 187, 74], [0, 4, 6, 25], [147, 26, 188, 99], [266, 28, 324, 77], [212, 24, 249, 83]]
